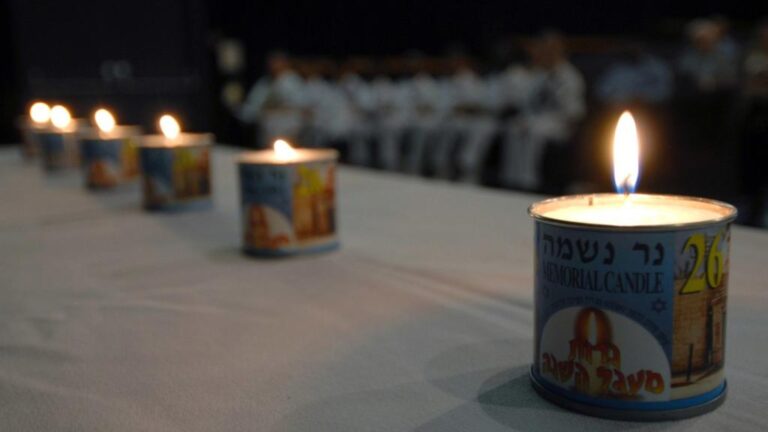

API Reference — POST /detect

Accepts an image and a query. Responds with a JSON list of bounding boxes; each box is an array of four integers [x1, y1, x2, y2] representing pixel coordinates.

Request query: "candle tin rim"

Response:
[[236, 148, 339, 165], [529, 367, 727, 421], [38, 129, 81, 136], [38, 119, 86, 134], [528, 193, 737, 232], [139, 133, 215, 147], [37, 120, 92, 136]]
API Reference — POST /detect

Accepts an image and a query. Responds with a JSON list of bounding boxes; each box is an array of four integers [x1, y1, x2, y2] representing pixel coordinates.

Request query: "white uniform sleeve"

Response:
[[239, 79, 270, 122]]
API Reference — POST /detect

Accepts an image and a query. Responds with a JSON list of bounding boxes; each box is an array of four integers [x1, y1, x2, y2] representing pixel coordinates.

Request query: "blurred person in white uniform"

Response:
[[371, 75, 412, 170], [301, 65, 353, 150], [435, 57, 499, 181], [678, 19, 739, 92], [400, 72, 451, 174], [497, 31, 585, 190], [337, 68, 377, 165], [240, 52, 308, 147], [596, 44, 673, 105]]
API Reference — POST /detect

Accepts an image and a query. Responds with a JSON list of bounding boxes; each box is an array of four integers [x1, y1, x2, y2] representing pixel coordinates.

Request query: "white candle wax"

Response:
[[50, 121, 80, 134], [531, 194, 735, 227], [83, 125, 142, 140], [238, 148, 337, 165], [141, 133, 214, 148]]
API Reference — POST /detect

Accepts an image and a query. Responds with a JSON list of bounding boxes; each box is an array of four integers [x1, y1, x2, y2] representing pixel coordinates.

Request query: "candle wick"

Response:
[[622, 174, 632, 198]]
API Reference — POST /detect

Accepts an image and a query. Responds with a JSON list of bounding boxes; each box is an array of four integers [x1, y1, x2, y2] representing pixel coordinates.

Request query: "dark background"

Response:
[[2, 0, 762, 141], [3, 0, 768, 226]]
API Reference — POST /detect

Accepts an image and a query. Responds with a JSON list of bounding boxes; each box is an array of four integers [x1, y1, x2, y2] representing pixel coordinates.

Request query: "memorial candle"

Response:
[[38, 105, 81, 171], [80, 108, 142, 189], [238, 139, 338, 256], [138, 114, 213, 210], [17, 101, 51, 159], [528, 111, 736, 421]]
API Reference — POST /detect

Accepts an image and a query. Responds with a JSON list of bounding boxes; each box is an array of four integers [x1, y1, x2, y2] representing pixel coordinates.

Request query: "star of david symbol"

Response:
[[651, 298, 667, 314]]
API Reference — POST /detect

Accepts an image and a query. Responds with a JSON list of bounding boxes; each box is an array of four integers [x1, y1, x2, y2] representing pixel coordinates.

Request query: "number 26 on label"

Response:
[[679, 231, 725, 295]]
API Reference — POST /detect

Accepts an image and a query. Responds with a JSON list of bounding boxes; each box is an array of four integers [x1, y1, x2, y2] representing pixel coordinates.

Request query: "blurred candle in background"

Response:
[[237, 139, 339, 256], [79, 108, 142, 189], [138, 114, 214, 210], [38, 105, 81, 171], [16, 101, 52, 160]]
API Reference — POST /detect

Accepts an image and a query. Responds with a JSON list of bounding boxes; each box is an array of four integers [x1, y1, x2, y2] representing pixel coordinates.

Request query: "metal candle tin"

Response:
[[80, 126, 142, 189], [237, 149, 338, 256], [138, 134, 214, 210], [528, 194, 737, 421], [37, 124, 83, 171], [16, 117, 44, 160]]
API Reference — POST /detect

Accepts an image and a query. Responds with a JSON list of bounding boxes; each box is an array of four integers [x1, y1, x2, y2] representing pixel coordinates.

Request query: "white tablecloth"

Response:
[[0, 146, 766, 431]]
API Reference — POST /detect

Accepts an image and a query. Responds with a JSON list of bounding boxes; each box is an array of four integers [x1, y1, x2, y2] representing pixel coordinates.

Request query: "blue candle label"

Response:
[[81, 138, 138, 188], [239, 161, 337, 254], [39, 133, 78, 170], [20, 126, 41, 159], [533, 222, 730, 408], [139, 146, 210, 208]]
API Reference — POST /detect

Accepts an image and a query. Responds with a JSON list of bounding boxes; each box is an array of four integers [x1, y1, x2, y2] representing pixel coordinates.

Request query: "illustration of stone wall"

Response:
[[672, 286, 709, 374], [671, 276, 728, 377]]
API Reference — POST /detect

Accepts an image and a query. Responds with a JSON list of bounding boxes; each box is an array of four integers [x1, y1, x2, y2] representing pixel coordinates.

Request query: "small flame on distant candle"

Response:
[[613, 111, 639, 195], [29, 102, 51, 124], [159, 114, 181, 140], [50, 105, 72, 130], [273, 139, 297, 161], [94, 108, 116, 133]]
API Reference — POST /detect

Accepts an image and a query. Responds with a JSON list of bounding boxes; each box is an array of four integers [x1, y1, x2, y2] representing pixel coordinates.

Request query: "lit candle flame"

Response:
[[613, 111, 639, 195], [273, 139, 297, 161], [159, 114, 181, 140], [50, 105, 72, 130], [94, 108, 116, 133], [29, 102, 51, 124]]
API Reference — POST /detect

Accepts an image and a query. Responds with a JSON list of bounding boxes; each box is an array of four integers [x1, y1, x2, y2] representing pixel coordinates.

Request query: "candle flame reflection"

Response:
[[94, 108, 116, 133], [273, 139, 297, 161], [29, 102, 51, 124], [50, 105, 72, 130], [613, 111, 639, 194], [159, 114, 181, 140]]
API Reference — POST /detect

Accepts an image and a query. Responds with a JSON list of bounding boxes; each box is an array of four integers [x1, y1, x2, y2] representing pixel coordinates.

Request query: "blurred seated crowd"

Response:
[[226, 17, 768, 226]]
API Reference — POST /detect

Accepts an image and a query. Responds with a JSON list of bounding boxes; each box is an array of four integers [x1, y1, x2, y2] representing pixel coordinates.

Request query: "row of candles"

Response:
[[19, 102, 339, 256], [18, 100, 739, 418], [18, 102, 736, 253]]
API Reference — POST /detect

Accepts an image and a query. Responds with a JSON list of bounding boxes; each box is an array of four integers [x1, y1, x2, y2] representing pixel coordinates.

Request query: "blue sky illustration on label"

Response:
[[81, 139, 121, 165], [139, 147, 173, 185], [239, 164, 292, 221]]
